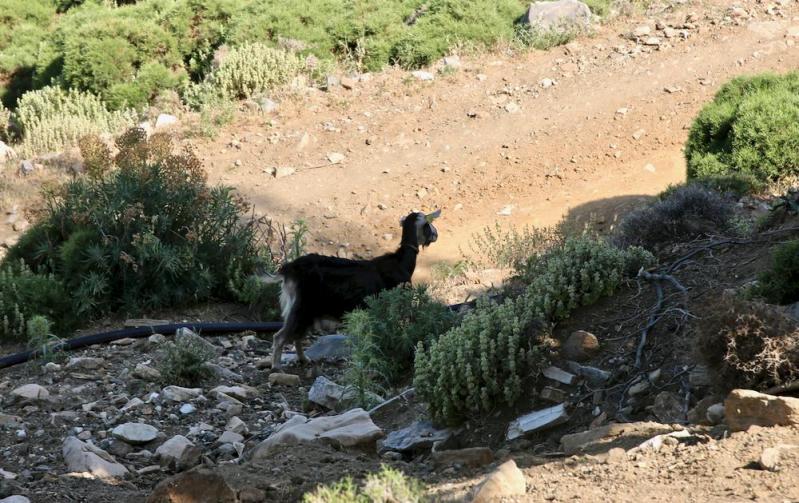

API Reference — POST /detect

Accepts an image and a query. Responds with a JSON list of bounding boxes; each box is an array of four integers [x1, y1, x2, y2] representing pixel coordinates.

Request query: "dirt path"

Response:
[[193, 0, 799, 280]]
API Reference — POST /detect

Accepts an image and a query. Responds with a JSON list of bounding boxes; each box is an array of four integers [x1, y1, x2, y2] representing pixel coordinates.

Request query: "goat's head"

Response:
[[400, 209, 441, 248]]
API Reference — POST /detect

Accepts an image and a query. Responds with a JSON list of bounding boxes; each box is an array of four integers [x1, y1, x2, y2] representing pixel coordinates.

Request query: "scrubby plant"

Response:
[[3, 128, 265, 326], [612, 184, 735, 251], [697, 296, 799, 391], [14, 86, 136, 155], [0, 262, 70, 341], [26, 315, 65, 362], [0, 101, 10, 141], [752, 240, 799, 305], [415, 236, 652, 423], [303, 465, 427, 503], [470, 223, 561, 274], [344, 285, 456, 395], [157, 336, 215, 387], [685, 72, 799, 190], [515, 25, 577, 51]]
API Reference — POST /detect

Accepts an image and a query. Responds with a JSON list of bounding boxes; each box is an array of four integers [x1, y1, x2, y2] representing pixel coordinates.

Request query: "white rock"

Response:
[[539, 78, 556, 88], [0, 496, 31, 503], [327, 152, 346, 164], [504, 102, 520, 113], [269, 373, 300, 386], [523, 0, 592, 32], [0, 468, 17, 480], [162, 386, 203, 402], [308, 376, 354, 410], [441, 55, 461, 68], [225, 416, 249, 435], [472, 460, 526, 502], [11, 384, 49, 401], [543, 366, 577, 385], [154, 113, 179, 130], [112, 423, 159, 445], [210, 385, 257, 401], [62, 437, 128, 479], [179, 404, 196, 415], [217, 430, 244, 444], [121, 398, 144, 412], [0, 141, 17, 161], [155, 435, 201, 471], [411, 70, 434, 81], [633, 25, 651, 37], [252, 409, 383, 458], [507, 404, 569, 440]]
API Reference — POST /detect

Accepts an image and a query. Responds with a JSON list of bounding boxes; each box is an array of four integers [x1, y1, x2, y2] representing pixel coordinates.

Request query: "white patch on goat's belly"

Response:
[[280, 278, 297, 320]]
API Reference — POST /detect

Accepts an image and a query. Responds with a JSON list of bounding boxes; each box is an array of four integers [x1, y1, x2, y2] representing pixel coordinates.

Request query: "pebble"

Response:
[[268, 373, 300, 386], [179, 404, 196, 415]]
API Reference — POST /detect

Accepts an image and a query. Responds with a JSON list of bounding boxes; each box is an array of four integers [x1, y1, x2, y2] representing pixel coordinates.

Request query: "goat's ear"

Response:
[[425, 209, 442, 223]]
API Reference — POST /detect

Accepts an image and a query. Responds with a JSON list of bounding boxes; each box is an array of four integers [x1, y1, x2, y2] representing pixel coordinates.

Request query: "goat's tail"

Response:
[[256, 272, 283, 285]]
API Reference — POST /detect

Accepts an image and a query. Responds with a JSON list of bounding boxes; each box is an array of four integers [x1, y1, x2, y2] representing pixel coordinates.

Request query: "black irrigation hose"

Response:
[[0, 322, 283, 370], [0, 302, 474, 370]]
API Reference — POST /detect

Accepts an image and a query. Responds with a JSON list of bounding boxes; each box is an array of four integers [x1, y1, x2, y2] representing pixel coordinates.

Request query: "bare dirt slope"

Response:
[[193, 0, 799, 280]]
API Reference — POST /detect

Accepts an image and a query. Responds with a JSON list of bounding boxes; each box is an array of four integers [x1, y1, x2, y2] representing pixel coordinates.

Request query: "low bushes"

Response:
[[752, 240, 799, 305], [343, 286, 456, 396], [697, 296, 799, 392], [0, 262, 70, 341], [157, 337, 215, 387], [3, 128, 265, 334], [14, 86, 136, 155], [303, 465, 426, 503], [612, 184, 735, 251], [415, 237, 653, 423], [685, 72, 799, 191]]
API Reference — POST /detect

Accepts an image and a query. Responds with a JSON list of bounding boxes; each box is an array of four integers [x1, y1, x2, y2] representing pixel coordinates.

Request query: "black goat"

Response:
[[265, 210, 441, 371]]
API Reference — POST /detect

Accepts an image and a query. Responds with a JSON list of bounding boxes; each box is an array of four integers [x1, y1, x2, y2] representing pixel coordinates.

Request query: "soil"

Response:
[[3, 0, 799, 502]]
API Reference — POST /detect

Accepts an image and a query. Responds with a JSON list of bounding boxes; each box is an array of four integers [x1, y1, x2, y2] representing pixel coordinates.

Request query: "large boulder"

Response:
[[251, 408, 383, 459], [62, 437, 129, 479], [522, 0, 592, 33], [725, 389, 799, 432]]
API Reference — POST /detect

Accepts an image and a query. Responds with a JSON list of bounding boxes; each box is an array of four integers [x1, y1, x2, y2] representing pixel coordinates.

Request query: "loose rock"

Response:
[[471, 459, 526, 503], [725, 389, 799, 432], [268, 373, 301, 387], [562, 330, 599, 361], [380, 421, 451, 454], [522, 0, 592, 33], [62, 437, 129, 479], [162, 386, 203, 402], [112, 423, 159, 445], [155, 435, 201, 472], [11, 384, 49, 402]]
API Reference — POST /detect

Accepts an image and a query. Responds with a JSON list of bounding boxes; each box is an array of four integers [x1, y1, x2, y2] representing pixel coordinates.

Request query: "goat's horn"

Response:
[[425, 209, 442, 222]]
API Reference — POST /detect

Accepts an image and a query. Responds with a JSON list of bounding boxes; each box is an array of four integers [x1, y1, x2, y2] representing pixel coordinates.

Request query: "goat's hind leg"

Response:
[[271, 327, 289, 373]]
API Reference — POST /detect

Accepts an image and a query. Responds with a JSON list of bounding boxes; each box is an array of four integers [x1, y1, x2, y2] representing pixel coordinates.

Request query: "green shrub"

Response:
[[0, 101, 10, 141], [157, 336, 214, 387], [14, 86, 136, 155], [753, 240, 799, 305], [685, 72, 799, 190], [415, 237, 652, 423], [515, 25, 577, 50], [204, 43, 308, 99], [470, 223, 561, 274], [344, 286, 456, 395], [0, 262, 71, 341], [613, 184, 735, 251], [303, 465, 426, 503], [4, 128, 264, 323]]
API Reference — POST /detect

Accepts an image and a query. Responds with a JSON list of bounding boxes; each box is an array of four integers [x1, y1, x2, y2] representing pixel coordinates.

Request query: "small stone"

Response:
[[497, 205, 513, 216], [643, 36, 662, 46], [633, 25, 651, 37], [66, 357, 104, 370], [441, 55, 461, 68], [162, 386, 203, 402], [179, 404, 196, 415], [706, 403, 725, 424], [759, 447, 782, 472], [504, 102, 520, 113], [155, 435, 202, 472], [643, 163, 656, 173], [112, 423, 159, 445], [271, 166, 296, 178], [605, 447, 627, 464], [628, 380, 649, 396], [210, 385, 257, 401], [269, 373, 301, 387], [472, 460, 525, 503], [258, 97, 278, 113], [0, 141, 17, 161], [663, 27, 678, 38], [539, 78, 556, 88], [154, 114, 179, 130], [543, 366, 577, 385], [632, 128, 646, 140], [540, 386, 567, 403], [217, 430, 244, 445], [327, 152, 345, 165], [225, 416, 249, 435], [562, 330, 599, 361], [18, 160, 34, 176], [148, 334, 167, 345], [11, 384, 49, 401], [133, 364, 162, 382], [411, 70, 434, 81], [121, 398, 144, 412], [43, 362, 61, 373]]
